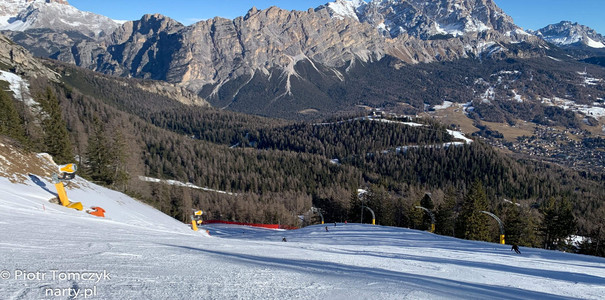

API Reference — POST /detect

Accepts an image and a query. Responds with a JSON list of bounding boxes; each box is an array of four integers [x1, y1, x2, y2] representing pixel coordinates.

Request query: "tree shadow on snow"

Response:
[[28, 174, 57, 197], [158, 243, 579, 300], [325, 248, 605, 285]]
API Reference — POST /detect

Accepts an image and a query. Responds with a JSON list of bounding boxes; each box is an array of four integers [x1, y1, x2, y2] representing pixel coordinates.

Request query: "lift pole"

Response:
[[415, 206, 436, 233], [481, 211, 505, 244]]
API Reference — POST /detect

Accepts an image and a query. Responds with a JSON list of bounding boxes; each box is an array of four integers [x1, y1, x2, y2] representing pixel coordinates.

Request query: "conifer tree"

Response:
[[38, 87, 73, 163], [409, 199, 424, 229], [349, 187, 362, 223], [0, 89, 26, 143], [86, 116, 114, 185], [110, 130, 130, 190], [502, 200, 524, 245], [435, 186, 458, 236], [579, 206, 604, 257], [419, 193, 435, 230], [367, 184, 389, 225], [457, 180, 490, 241], [540, 197, 576, 250]]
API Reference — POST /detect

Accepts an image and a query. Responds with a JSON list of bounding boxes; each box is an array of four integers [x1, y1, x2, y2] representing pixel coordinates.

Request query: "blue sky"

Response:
[[69, 0, 605, 34]]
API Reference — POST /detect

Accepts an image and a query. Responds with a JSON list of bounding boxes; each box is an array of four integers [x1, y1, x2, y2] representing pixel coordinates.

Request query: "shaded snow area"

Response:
[[2, 177, 605, 299]]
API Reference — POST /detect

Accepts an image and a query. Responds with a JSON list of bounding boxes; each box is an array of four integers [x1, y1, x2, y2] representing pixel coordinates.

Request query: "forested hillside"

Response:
[[1, 60, 604, 257]]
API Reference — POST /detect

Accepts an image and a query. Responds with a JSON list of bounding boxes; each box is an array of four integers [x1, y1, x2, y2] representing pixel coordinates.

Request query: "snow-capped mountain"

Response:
[[323, 0, 366, 22], [323, 0, 524, 40], [532, 21, 605, 49], [0, 0, 119, 38]]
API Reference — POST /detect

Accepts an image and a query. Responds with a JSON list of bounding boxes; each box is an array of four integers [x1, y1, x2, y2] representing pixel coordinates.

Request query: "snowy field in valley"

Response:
[[1, 172, 605, 299]]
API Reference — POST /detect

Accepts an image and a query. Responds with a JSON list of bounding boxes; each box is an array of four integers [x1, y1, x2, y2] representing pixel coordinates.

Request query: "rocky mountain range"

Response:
[[34, 0, 552, 116], [532, 21, 605, 49], [0, 0, 603, 123], [324, 0, 524, 40]]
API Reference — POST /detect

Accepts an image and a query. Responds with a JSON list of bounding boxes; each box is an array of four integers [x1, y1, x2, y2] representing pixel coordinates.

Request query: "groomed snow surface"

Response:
[[1, 176, 605, 299]]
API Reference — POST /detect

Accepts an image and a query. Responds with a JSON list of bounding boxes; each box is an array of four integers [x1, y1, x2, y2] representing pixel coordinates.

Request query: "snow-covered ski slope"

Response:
[[1, 149, 605, 299]]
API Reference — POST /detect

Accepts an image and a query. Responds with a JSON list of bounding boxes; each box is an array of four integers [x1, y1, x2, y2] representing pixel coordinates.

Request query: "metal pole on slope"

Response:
[[481, 211, 505, 244], [415, 206, 436, 233], [311, 207, 324, 225]]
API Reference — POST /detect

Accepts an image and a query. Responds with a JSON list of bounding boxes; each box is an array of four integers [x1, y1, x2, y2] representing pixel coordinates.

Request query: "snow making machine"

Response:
[[52, 163, 83, 211], [190, 210, 204, 231]]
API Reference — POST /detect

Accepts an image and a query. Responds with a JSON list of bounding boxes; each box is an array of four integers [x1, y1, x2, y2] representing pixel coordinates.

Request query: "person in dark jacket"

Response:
[[511, 244, 521, 254]]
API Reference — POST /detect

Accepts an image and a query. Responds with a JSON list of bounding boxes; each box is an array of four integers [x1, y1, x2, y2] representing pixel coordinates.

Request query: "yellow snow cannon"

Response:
[[51, 164, 82, 211], [58, 163, 77, 180]]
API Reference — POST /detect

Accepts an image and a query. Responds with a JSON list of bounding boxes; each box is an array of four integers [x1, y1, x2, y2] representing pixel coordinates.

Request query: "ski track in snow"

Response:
[[1, 176, 605, 299]]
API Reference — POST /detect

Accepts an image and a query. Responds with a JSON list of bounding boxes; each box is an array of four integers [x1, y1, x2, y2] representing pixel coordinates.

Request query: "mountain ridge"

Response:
[[324, 0, 524, 40], [532, 21, 605, 49], [48, 2, 545, 110], [0, 0, 603, 126]]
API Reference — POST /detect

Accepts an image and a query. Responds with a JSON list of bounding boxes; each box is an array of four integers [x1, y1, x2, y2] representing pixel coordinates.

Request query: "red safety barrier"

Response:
[[203, 220, 298, 230]]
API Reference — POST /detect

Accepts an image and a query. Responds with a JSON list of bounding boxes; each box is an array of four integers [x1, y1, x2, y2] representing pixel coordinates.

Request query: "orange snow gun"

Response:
[[87, 206, 106, 218]]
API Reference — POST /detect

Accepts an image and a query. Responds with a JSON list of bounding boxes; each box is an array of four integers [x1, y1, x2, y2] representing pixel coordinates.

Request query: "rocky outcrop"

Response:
[[0, 33, 58, 80]]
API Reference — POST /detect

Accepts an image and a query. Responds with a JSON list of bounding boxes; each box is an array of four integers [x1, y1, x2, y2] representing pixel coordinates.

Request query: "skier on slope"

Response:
[[511, 244, 521, 254]]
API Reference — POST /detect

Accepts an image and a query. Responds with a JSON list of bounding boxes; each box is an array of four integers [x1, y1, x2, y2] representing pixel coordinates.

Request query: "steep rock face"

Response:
[[0, 33, 57, 80], [532, 21, 605, 49], [62, 7, 389, 92], [65, 4, 542, 95], [172, 6, 387, 92], [52, 14, 184, 80]]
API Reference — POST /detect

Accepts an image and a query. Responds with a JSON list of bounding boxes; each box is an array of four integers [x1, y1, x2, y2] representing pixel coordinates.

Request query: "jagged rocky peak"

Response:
[[322, 0, 522, 40], [171, 5, 386, 91], [532, 21, 605, 49], [131, 13, 182, 33], [106, 13, 183, 47], [321, 0, 366, 21]]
